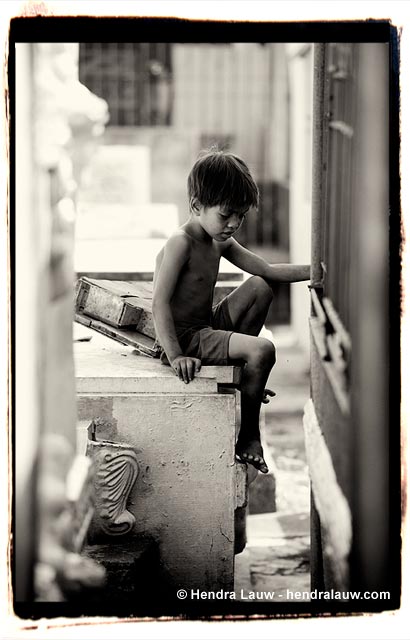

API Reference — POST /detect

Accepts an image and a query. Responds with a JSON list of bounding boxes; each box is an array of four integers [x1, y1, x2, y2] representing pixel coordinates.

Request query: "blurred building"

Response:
[[78, 42, 291, 323]]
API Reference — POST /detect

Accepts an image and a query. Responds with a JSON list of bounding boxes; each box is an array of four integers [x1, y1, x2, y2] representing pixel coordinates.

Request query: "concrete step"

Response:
[[80, 535, 171, 608], [235, 511, 310, 602], [248, 511, 309, 541]]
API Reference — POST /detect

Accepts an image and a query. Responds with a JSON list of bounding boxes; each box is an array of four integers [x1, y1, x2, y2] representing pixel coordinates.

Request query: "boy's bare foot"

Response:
[[236, 440, 269, 474]]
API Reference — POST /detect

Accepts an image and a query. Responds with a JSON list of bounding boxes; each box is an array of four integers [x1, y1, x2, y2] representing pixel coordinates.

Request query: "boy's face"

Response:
[[195, 203, 248, 242]]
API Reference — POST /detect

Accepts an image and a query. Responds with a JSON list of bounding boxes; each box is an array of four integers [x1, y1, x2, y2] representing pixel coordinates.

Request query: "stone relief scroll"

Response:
[[86, 423, 139, 537]]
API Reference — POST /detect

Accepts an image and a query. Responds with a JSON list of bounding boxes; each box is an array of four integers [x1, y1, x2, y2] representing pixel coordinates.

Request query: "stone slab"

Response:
[[76, 203, 179, 240], [74, 328, 241, 394], [74, 238, 243, 280]]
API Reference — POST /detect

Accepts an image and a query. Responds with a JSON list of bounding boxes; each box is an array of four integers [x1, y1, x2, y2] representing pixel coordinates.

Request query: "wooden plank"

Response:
[[77, 277, 244, 339], [76, 278, 156, 338], [75, 312, 160, 358], [87, 279, 153, 299], [76, 279, 142, 327], [76, 276, 247, 346]]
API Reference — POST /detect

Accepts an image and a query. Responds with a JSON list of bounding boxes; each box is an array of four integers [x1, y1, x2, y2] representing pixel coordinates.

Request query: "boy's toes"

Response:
[[248, 456, 269, 473], [257, 458, 269, 474], [252, 454, 269, 474], [236, 449, 269, 474]]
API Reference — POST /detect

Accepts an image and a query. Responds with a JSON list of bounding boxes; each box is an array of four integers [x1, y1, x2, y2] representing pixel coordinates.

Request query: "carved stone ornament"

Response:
[[87, 433, 139, 536]]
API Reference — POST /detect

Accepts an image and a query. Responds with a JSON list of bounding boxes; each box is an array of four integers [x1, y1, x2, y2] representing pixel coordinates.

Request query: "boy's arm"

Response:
[[223, 238, 310, 282], [152, 235, 201, 383]]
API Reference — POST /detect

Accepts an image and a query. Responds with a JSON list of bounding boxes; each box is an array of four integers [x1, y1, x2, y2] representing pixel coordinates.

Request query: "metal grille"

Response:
[[79, 43, 290, 253], [322, 43, 357, 333], [79, 43, 172, 126]]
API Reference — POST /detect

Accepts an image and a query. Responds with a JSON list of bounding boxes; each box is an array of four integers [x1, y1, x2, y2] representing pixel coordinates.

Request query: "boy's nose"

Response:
[[227, 217, 240, 230]]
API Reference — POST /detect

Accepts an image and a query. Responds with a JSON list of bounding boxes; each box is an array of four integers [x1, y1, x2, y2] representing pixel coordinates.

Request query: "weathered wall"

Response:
[[306, 43, 395, 601], [348, 43, 393, 594], [14, 43, 108, 602], [15, 42, 41, 602]]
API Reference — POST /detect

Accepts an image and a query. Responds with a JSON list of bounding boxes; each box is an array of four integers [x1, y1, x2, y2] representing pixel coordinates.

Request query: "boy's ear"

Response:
[[190, 198, 201, 215]]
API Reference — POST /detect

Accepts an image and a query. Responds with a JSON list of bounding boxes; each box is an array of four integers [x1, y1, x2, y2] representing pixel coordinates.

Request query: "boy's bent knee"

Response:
[[249, 338, 276, 368], [248, 276, 273, 301]]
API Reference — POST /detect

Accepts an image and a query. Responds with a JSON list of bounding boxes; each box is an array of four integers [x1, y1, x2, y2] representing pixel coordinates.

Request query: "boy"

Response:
[[152, 150, 310, 474]]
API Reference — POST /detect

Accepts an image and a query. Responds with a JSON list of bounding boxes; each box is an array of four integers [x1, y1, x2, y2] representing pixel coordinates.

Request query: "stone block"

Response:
[[79, 145, 150, 205], [81, 536, 170, 606], [75, 203, 179, 241], [247, 408, 277, 515], [75, 330, 243, 591], [248, 472, 277, 514]]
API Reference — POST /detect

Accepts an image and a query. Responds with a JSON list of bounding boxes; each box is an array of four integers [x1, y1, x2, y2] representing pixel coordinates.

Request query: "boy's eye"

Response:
[[219, 212, 246, 219]]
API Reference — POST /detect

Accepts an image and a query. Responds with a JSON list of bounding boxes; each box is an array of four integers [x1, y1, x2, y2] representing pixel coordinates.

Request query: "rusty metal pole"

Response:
[[311, 43, 326, 289], [309, 43, 327, 593]]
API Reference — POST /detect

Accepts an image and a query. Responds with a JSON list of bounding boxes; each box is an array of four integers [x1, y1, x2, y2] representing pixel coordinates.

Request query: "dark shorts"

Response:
[[161, 297, 235, 366]]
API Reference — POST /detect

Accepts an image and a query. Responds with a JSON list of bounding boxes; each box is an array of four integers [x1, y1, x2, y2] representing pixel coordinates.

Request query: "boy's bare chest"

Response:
[[185, 244, 221, 286]]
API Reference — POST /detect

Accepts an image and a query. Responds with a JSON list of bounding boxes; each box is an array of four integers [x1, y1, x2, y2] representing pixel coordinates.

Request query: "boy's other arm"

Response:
[[223, 238, 310, 283], [152, 235, 201, 382]]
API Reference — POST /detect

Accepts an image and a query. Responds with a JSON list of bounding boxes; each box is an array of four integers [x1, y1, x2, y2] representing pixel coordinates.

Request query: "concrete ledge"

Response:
[[74, 327, 242, 394], [303, 399, 352, 590]]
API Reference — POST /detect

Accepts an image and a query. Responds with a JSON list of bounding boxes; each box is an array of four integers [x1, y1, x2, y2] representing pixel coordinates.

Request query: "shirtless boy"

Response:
[[152, 150, 310, 474]]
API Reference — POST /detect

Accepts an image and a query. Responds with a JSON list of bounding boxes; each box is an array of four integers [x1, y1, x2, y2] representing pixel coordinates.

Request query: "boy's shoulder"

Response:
[[163, 229, 192, 252], [157, 229, 192, 264]]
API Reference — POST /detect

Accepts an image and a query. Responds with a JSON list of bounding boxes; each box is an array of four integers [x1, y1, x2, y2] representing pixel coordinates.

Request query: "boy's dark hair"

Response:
[[188, 149, 259, 212]]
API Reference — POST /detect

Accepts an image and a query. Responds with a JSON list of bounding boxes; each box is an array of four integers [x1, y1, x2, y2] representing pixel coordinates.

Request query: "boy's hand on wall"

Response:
[[171, 356, 202, 384]]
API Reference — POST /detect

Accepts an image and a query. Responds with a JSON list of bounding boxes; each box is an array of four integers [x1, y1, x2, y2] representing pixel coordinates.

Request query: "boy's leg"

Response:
[[222, 277, 276, 473], [224, 276, 273, 336], [228, 332, 276, 474]]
